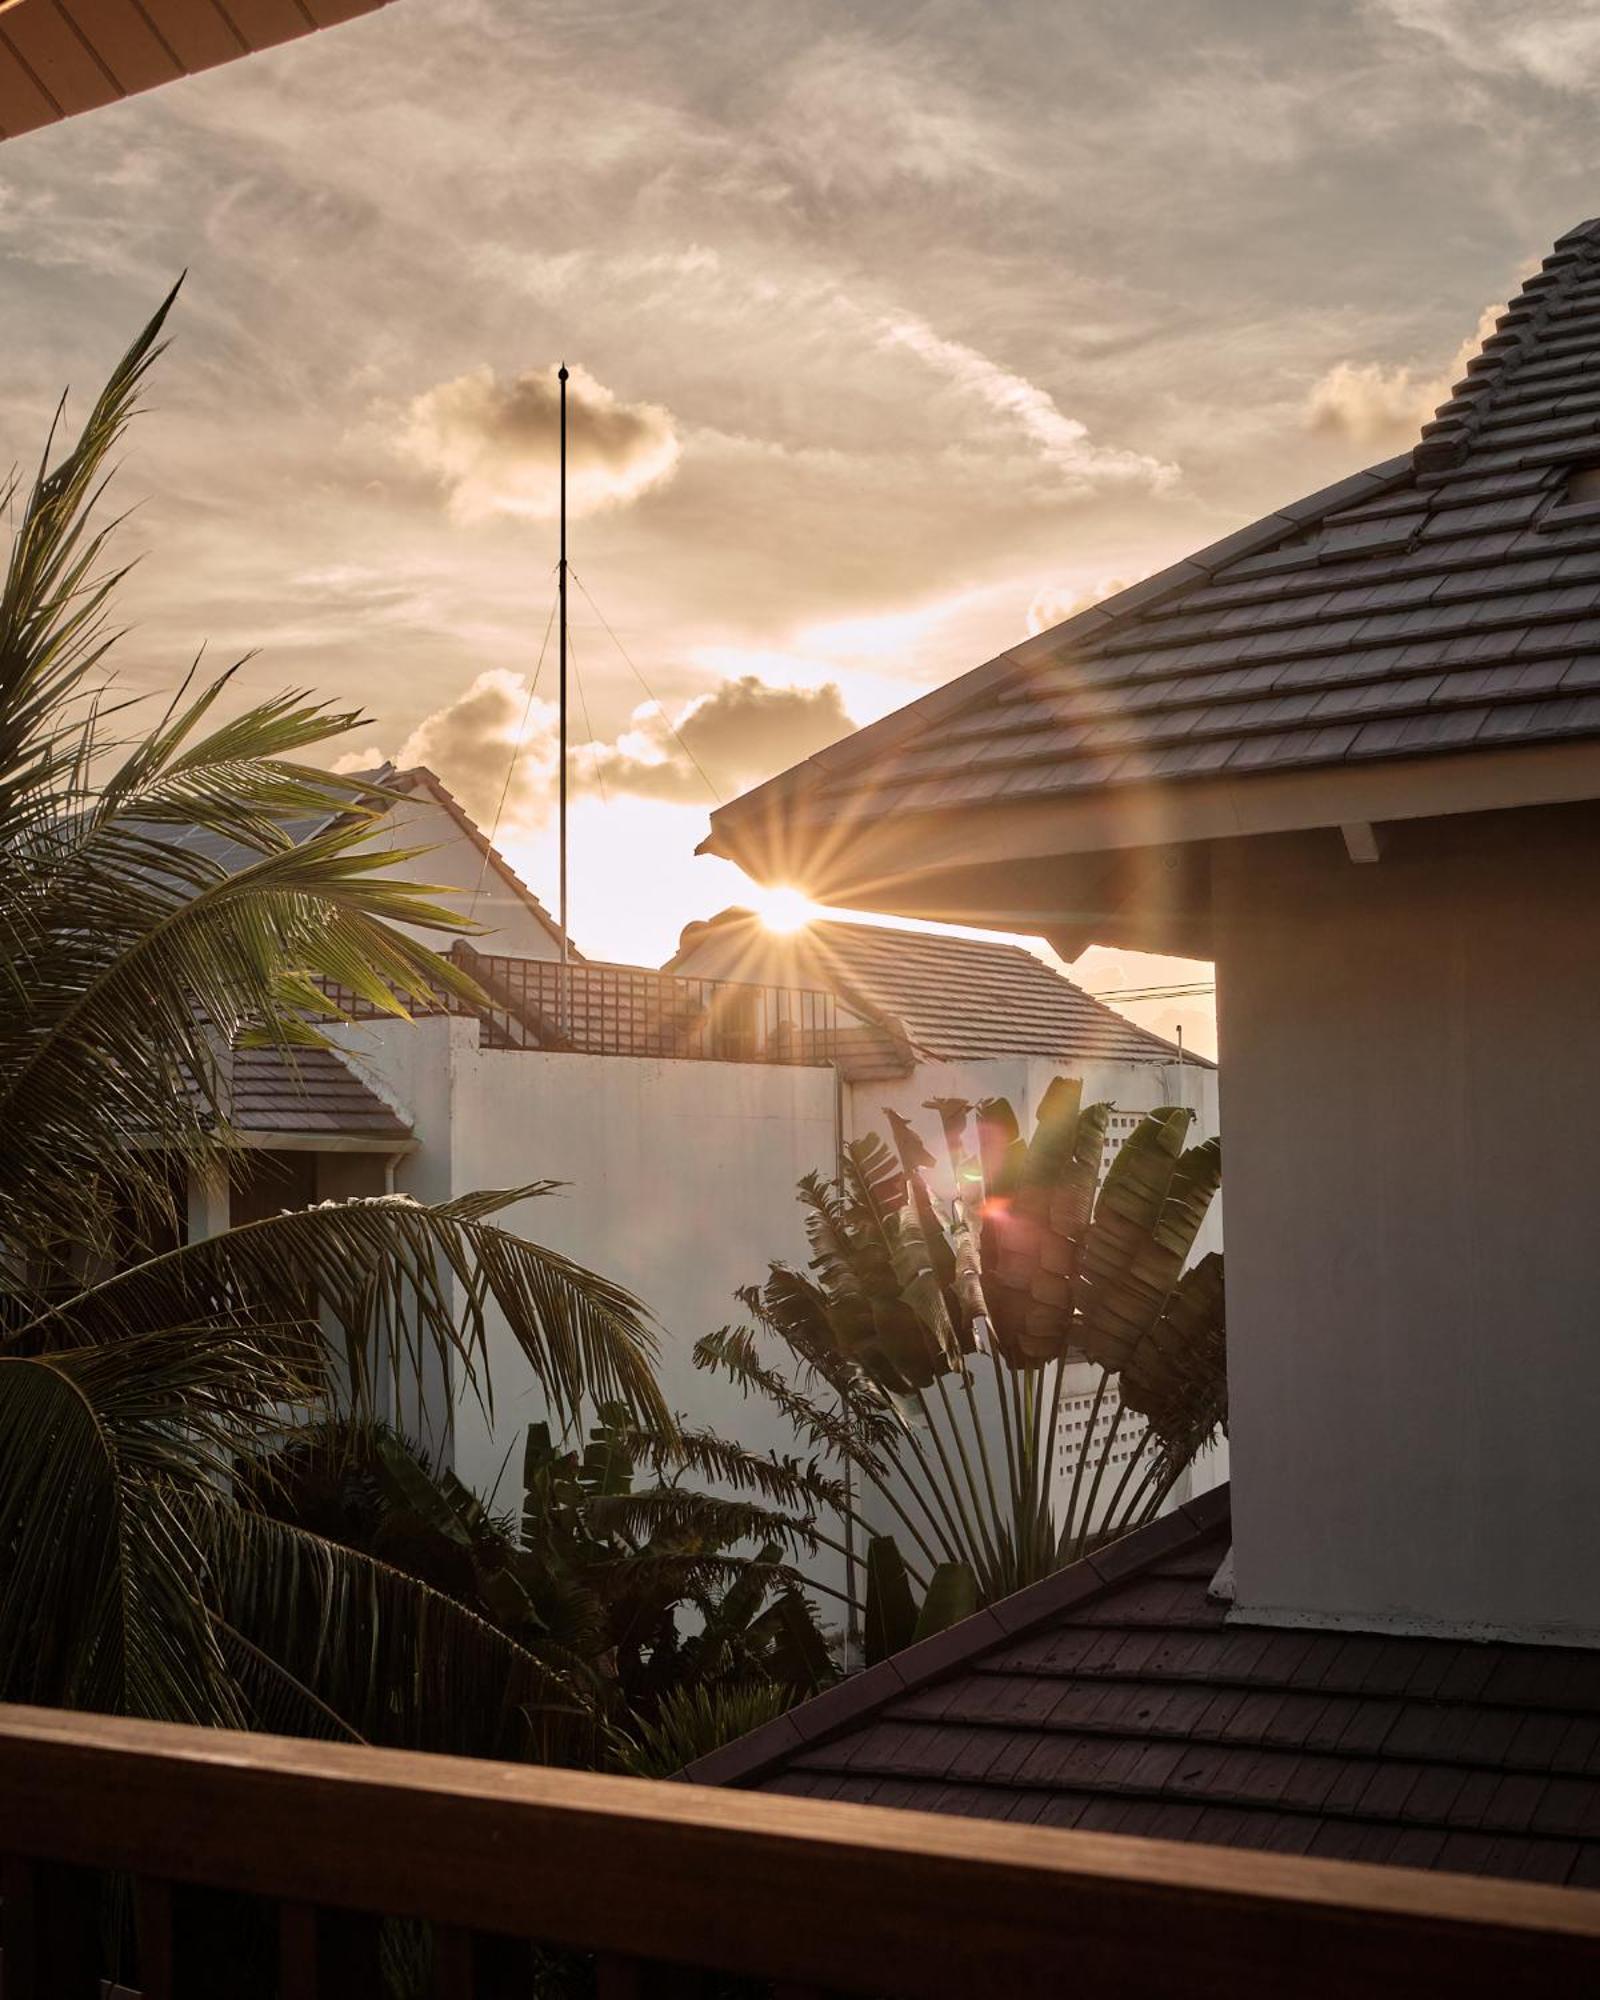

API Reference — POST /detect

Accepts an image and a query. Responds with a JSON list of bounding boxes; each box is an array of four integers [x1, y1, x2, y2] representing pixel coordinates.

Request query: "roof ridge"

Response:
[[1416, 222, 1600, 474]]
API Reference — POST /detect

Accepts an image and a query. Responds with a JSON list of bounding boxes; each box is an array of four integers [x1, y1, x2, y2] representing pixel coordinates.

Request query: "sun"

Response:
[[751, 884, 820, 934]]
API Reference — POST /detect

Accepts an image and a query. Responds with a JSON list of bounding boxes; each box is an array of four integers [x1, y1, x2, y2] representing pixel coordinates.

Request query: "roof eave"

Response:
[[683, 1485, 1231, 1791], [706, 736, 1600, 959], [0, 0, 396, 144], [223, 1130, 418, 1155], [702, 455, 1415, 888]]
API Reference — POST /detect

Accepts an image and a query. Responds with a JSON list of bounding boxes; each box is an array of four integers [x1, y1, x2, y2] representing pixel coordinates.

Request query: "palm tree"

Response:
[[697, 1084, 1226, 1652], [0, 287, 667, 1749]]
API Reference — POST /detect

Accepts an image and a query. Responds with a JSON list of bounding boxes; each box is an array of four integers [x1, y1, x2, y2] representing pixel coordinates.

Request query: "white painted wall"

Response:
[[1216, 801, 1600, 1645], [329, 985, 1226, 1599], [444, 1046, 839, 1497], [364, 785, 561, 959], [328, 1013, 839, 1500]]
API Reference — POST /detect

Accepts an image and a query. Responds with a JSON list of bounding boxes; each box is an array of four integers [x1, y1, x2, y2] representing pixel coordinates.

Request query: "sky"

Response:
[[5, 0, 1600, 1058]]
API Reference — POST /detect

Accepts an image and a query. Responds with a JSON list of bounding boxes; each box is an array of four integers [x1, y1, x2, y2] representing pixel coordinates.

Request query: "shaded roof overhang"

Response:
[[0, 0, 393, 141], [704, 219, 1600, 956], [710, 735, 1600, 962], [225, 1128, 417, 1154]]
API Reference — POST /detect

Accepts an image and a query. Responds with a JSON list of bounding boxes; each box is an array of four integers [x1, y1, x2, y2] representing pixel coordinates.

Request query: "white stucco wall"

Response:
[[329, 1010, 840, 1501], [363, 786, 561, 958], [328, 997, 1226, 1597], [1216, 801, 1600, 1645], [444, 1046, 840, 1497]]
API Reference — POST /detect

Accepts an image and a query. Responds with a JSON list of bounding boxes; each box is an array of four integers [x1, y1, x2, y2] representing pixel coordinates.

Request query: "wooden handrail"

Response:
[[2, 1702, 1599, 1996]]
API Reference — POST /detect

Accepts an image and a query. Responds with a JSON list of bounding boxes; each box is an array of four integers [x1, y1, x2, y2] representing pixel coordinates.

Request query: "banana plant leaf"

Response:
[[1079, 1114, 1220, 1373], [864, 1534, 918, 1665], [1118, 1249, 1228, 1459], [911, 1561, 979, 1644], [980, 1085, 1111, 1366]]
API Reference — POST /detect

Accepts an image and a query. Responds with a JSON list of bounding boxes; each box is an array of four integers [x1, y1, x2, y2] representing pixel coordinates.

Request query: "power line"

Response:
[[1091, 980, 1216, 1002], [469, 585, 558, 921], [568, 627, 610, 808], [569, 566, 724, 806]]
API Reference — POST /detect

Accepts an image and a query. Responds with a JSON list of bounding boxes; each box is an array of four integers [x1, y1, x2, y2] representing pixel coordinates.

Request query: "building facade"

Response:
[[701, 215, 1600, 1651]]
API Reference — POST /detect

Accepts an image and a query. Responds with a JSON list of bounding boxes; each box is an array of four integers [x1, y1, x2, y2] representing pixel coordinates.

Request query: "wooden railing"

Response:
[[2, 1706, 1600, 1998]]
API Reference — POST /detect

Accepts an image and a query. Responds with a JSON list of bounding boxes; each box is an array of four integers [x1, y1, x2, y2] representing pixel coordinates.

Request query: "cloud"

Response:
[[763, 35, 1023, 199], [1376, 1, 1600, 89], [331, 746, 390, 774], [1305, 359, 1443, 446], [1305, 299, 1507, 447], [383, 670, 854, 828], [402, 362, 680, 522], [602, 676, 854, 801], [877, 316, 1178, 492], [396, 667, 559, 828], [1026, 574, 1147, 636]]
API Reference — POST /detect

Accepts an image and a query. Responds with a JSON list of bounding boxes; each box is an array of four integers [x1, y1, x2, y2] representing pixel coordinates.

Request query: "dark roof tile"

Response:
[[1531, 1778, 1600, 1840], [706, 220, 1600, 874], [670, 912, 1195, 1066], [692, 1481, 1600, 1888], [203, 1044, 412, 1142]]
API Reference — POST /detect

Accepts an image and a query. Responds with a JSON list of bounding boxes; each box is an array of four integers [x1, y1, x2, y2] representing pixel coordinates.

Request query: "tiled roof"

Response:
[[222, 1044, 412, 1143], [670, 910, 1195, 1066], [690, 1490, 1600, 1888], [705, 218, 1600, 852], [0, 0, 394, 146], [795, 918, 1196, 1065]]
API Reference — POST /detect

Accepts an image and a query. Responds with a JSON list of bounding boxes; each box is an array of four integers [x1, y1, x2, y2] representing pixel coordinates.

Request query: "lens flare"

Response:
[[752, 885, 820, 933]]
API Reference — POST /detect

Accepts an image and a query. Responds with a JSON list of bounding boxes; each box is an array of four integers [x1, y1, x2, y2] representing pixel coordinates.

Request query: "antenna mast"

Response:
[[557, 362, 569, 970]]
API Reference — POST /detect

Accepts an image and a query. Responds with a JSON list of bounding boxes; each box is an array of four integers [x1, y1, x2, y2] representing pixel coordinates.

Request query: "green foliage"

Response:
[[913, 1562, 980, 1644], [609, 1680, 799, 1780], [864, 1534, 918, 1664], [0, 292, 663, 1743], [250, 1410, 838, 1770], [699, 1091, 1227, 1636]]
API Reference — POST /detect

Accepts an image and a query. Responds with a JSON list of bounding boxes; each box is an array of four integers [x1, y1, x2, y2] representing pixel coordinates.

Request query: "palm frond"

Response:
[[216, 1511, 581, 1761], [624, 1423, 848, 1515], [0, 1329, 270, 1721], [0, 282, 179, 848], [580, 1486, 824, 1562], [693, 1324, 894, 1469], [15, 1189, 666, 1432]]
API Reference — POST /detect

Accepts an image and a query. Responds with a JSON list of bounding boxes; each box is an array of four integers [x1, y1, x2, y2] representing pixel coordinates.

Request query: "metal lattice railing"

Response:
[[315, 950, 907, 1075], [459, 948, 842, 1065], [316, 952, 845, 1066]]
